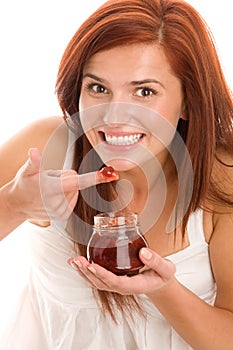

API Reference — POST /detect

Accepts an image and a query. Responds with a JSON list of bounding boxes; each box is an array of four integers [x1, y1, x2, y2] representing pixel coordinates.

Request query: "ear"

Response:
[[180, 114, 188, 121], [180, 103, 188, 121]]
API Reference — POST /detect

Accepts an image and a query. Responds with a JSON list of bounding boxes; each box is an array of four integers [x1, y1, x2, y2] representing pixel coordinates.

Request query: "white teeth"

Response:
[[105, 133, 142, 146]]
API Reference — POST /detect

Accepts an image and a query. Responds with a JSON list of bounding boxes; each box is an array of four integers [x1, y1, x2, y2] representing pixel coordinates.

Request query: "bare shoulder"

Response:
[[209, 148, 233, 214], [208, 148, 233, 312], [209, 209, 233, 312], [0, 116, 67, 186]]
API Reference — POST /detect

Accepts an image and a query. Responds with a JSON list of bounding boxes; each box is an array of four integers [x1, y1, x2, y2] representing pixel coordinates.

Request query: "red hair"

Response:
[[56, 0, 233, 320]]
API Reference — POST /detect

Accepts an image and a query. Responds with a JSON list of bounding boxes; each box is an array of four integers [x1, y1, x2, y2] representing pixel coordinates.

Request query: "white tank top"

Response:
[[0, 130, 216, 350]]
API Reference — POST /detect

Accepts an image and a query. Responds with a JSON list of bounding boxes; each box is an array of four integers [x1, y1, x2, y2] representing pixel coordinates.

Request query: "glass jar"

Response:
[[87, 211, 148, 276]]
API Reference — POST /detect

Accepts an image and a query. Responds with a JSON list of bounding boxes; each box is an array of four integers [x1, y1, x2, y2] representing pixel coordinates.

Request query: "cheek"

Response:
[[147, 136, 168, 157], [79, 91, 86, 111], [79, 89, 94, 111], [85, 130, 97, 145], [154, 109, 181, 129], [152, 92, 183, 128], [79, 90, 103, 112]]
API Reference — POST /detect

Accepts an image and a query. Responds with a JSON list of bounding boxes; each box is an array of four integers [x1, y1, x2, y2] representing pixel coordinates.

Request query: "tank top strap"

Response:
[[187, 209, 206, 245], [63, 129, 76, 170], [50, 130, 76, 232]]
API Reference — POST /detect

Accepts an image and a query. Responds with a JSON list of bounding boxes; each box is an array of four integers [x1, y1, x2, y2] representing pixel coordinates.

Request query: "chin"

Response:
[[105, 159, 137, 172]]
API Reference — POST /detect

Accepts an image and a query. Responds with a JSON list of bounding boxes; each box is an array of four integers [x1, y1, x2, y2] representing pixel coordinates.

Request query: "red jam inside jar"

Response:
[[87, 212, 148, 276]]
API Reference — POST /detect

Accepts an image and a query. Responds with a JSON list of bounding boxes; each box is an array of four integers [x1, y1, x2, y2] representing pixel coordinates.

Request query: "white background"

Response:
[[0, 0, 232, 145]]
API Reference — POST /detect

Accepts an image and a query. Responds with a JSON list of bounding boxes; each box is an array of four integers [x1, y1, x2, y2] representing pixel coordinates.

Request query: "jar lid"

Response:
[[94, 211, 138, 228]]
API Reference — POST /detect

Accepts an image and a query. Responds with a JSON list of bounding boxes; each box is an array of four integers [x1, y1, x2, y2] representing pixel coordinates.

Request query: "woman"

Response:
[[0, 0, 233, 349]]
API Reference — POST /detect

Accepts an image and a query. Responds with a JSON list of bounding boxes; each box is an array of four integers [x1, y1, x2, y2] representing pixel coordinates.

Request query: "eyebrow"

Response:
[[130, 79, 165, 88], [82, 73, 165, 88], [82, 73, 105, 83]]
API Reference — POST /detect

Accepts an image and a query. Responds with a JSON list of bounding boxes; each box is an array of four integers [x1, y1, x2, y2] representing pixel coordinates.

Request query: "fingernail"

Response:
[[74, 259, 82, 268], [67, 258, 73, 265], [67, 259, 79, 271], [140, 248, 152, 260], [71, 262, 78, 270], [87, 266, 96, 274]]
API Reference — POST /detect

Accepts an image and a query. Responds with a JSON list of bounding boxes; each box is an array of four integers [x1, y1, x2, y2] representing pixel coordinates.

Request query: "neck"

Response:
[[116, 153, 176, 215]]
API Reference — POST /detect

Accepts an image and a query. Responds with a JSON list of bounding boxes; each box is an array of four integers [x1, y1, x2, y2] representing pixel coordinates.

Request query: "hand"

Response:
[[8, 148, 119, 222], [68, 248, 176, 296]]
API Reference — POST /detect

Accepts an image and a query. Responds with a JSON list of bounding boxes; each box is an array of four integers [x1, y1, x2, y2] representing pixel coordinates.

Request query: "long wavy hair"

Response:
[[55, 0, 233, 321]]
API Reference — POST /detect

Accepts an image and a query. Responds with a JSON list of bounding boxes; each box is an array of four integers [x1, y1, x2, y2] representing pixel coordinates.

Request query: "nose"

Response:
[[103, 102, 121, 124], [102, 102, 134, 126]]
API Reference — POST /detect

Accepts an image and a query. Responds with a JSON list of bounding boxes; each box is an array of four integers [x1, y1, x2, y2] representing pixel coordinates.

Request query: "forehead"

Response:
[[83, 43, 176, 80]]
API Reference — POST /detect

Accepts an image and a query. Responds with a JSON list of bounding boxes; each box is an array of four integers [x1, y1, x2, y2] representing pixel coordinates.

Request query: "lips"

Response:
[[104, 133, 143, 146]]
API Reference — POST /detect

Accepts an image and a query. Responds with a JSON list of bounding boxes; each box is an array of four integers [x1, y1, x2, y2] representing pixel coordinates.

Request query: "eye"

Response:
[[87, 83, 108, 94], [135, 87, 157, 97]]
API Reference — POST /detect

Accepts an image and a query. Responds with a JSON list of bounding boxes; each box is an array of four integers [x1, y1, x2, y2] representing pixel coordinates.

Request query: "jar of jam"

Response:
[[87, 211, 148, 276]]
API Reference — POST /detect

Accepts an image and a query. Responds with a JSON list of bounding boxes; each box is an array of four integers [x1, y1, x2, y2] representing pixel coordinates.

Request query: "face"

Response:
[[79, 43, 184, 172]]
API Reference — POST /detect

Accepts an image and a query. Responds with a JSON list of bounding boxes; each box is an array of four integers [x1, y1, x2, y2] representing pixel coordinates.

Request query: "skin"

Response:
[[0, 43, 233, 349], [79, 44, 184, 173]]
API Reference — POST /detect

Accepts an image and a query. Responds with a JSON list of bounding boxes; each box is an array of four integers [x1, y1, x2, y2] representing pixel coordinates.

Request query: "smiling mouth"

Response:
[[103, 133, 144, 146]]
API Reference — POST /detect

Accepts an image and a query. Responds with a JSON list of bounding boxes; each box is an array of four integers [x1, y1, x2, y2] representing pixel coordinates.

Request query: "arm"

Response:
[[0, 116, 119, 240], [0, 181, 26, 238], [0, 116, 66, 239], [0, 116, 66, 187]]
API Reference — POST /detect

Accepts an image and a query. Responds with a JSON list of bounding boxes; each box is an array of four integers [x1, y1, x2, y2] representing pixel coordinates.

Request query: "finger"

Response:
[[24, 148, 42, 176], [84, 262, 149, 294], [67, 260, 96, 286], [64, 191, 79, 210], [68, 258, 107, 289], [61, 167, 119, 192], [139, 248, 176, 281], [72, 256, 138, 294], [79, 168, 119, 188], [71, 256, 118, 289]]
